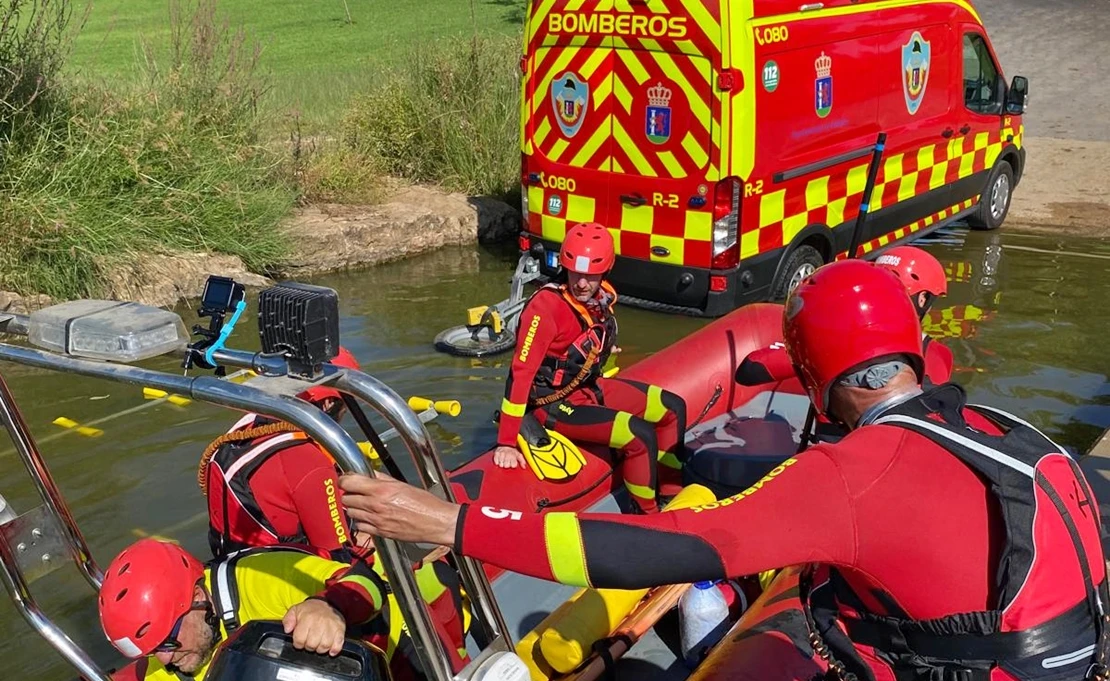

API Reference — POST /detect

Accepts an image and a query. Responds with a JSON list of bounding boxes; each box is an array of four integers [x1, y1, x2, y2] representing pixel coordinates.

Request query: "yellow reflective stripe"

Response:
[[533, 117, 552, 148], [501, 399, 527, 418], [649, 235, 684, 265], [613, 119, 655, 176], [613, 72, 634, 114], [566, 194, 596, 223], [571, 122, 611, 168], [541, 215, 568, 242], [609, 411, 634, 448], [644, 385, 667, 423], [658, 450, 683, 470], [682, 0, 721, 36], [749, 0, 980, 28], [580, 47, 610, 81], [681, 130, 708, 169], [657, 150, 685, 178], [338, 574, 386, 611], [625, 479, 656, 500], [684, 210, 712, 242], [621, 201, 653, 234], [614, 39, 650, 84], [528, 0, 557, 43], [414, 562, 447, 604], [548, 137, 570, 163], [385, 595, 404, 660], [544, 513, 590, 587]]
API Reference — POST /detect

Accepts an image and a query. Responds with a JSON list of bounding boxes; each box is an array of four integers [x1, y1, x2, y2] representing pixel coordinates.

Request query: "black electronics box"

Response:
[[258, 282, 340, 376]]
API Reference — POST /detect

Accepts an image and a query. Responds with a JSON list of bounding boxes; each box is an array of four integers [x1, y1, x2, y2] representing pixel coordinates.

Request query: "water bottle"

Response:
[[679, 580, 731, 669]]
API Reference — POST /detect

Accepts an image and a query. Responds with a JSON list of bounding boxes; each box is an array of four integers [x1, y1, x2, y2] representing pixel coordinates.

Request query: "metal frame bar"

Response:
[[0, 340, 512, 681]]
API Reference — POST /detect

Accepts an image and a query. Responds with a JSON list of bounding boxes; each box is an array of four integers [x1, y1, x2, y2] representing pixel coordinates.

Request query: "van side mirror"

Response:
[[1005, 75, 1028, 115]]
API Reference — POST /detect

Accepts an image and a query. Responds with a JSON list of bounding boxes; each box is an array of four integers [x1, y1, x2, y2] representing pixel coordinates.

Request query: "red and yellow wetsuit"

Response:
[[462, 385, 1108, 680], [499, 282, 687, 513]]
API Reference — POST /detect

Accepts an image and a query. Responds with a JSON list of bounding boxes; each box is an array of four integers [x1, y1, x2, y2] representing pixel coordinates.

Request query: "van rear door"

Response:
[[524, 33, 616, 266], [609, 40, 717, 271]]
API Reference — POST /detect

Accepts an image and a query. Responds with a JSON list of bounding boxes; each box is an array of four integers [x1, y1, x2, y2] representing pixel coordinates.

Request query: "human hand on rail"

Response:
[[283, 598, 347, 656], [339, 472, 460, 547], [493, 445, 527, 468]]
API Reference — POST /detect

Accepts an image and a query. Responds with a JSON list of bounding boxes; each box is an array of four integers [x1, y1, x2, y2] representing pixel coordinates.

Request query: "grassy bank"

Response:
[[70, 0, 526, 126], [0, 0, 525, 301]]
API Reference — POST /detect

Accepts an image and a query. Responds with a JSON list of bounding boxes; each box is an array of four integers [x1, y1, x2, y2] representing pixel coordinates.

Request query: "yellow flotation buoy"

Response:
[[514, 484, 717, 678], [407, 396, 462, 417]]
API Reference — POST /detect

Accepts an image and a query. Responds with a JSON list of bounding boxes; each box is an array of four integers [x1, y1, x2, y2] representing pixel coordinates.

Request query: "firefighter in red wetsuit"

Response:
[[494, 222, 688, 514], [201, 346, 367, 560], [876, 245, 954, 386], [199, 347, 470, 673], [339, 259, 1109, 681]]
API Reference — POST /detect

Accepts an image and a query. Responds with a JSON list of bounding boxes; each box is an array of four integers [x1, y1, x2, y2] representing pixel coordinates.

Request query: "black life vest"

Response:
[[803, 384, 1109, 681], [205, 414, 352, 560], [531, 281, 618, 398]]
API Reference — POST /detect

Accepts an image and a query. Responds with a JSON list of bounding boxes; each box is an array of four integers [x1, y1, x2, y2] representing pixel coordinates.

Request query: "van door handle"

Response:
[[941, 128, 954, 138], [620, 193, 647, 207], [959, 124, 972, 135]]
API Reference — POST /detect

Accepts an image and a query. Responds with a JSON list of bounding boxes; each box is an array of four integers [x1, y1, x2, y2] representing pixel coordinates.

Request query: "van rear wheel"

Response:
[[968, 160, 1013, 230], [771, 245, 824, 301]]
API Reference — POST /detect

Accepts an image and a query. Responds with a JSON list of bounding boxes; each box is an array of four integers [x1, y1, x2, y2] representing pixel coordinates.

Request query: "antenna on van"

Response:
[[797, 131, 887, 453], [846, 132, 887, 261]]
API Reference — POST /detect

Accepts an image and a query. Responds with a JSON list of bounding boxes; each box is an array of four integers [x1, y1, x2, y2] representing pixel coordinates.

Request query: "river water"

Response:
[[0, 228, 1107, 679]]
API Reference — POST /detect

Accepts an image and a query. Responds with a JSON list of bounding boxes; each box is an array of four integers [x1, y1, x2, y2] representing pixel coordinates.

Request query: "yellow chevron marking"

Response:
[[580, 46, 609, 80], [549, 137, 570, 162], [613, 73, 634, 114], [750, 0, 980, 29], [612, 157, 625, 173], [571, 122, 612, 168], [613, 119, 655, 176], [614, 40, 651, 84], [593, 74, 613, 108], [681, 0, 722, 37], [645, 50, 712, 126], [529, 0, 558, 43], [657, 150, 685, 177], [534, 117, 552, 148], [681, 131, 709, 169]]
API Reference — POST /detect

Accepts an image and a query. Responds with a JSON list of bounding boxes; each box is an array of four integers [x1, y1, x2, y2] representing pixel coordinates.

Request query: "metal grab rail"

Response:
[[0, 338, 513, 681]]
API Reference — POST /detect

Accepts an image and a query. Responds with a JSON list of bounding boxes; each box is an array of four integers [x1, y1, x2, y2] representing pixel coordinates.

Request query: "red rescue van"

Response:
[[516, 0, 1029, 316]]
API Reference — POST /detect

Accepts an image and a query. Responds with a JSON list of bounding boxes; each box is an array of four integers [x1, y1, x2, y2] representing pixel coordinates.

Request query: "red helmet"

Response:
[[560, 222, 615, 275], [98, 539, 205, 658], [874, 246, 947, 297], [782, 260, 924, 414], [300, 346, 361, 404]]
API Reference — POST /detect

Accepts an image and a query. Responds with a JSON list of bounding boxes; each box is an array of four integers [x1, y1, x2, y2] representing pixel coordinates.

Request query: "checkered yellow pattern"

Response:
[[754, 125, 1022, 260]]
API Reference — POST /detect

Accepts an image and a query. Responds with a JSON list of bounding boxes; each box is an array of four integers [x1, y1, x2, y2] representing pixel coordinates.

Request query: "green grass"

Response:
[[69, 0, 527, 126]]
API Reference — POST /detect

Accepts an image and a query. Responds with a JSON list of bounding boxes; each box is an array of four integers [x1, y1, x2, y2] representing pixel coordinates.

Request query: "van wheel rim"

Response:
[[789, 263, 816, 291], [990, 174, 1011, 221]]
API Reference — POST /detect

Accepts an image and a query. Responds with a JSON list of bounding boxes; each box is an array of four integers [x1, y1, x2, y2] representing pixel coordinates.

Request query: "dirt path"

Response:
[[975, 0, 1110, 237], [1008, 137, 1110, 237]]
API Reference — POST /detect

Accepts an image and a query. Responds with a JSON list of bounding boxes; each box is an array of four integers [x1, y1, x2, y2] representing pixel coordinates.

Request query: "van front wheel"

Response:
[[771, 245, 824, 301], [968, 160, 1013, 230]]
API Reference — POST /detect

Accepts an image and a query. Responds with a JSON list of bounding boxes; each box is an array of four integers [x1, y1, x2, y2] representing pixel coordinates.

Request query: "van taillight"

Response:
[[711, 177, 741, 269]]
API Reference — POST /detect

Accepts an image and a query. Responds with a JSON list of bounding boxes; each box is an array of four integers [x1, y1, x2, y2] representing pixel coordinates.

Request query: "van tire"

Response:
[[771, 245, 824, 301], [968, 160, 1013, 231]]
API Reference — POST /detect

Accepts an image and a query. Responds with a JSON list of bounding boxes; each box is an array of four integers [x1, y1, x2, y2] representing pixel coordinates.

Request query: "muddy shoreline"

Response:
[[0, 135, 1104, 315]]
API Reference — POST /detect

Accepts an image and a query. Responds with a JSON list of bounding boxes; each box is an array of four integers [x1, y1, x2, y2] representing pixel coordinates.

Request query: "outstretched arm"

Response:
[[340, 449, 856, 589]]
